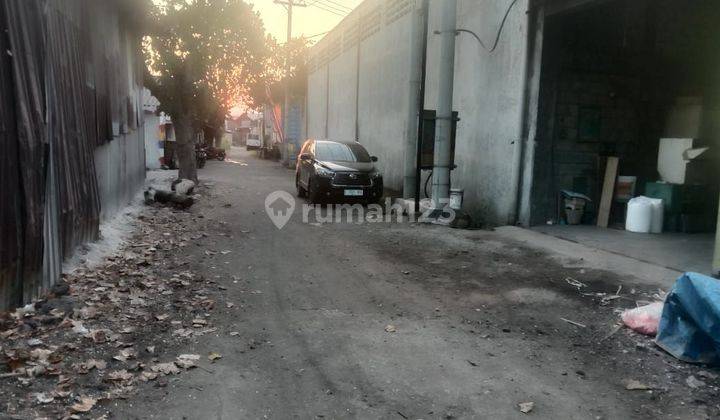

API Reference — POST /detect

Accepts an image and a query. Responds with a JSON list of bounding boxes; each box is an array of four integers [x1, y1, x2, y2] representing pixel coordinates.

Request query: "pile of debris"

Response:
[[0, 184, 226, 419], [144, 179, 197, 209]]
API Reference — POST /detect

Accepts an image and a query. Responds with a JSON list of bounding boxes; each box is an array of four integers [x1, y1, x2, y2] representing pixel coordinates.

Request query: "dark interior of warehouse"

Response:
[[531, 0, 720, 234]]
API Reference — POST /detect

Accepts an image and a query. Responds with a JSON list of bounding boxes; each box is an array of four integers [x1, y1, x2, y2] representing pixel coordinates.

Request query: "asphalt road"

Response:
[[112, 147, 716, 419]]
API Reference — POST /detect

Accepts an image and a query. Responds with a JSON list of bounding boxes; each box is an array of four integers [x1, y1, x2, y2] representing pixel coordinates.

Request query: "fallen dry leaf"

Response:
[[70, 396, 97, 413], [30, 348, 53, 363], [35, 392, 54, 404], [150, 362, 180, 375], [85, 359, 107, 371], [107, 369, 133, 382], [71, 320, 89, 335], [518, 401, 534, 414], [191, 318, 207, 327], [624, 379, 652, 390], [176, 354, 201, 369], [88, 329, 108, 343], [139, 371, 158, 381], [113, 348, 137, 362]]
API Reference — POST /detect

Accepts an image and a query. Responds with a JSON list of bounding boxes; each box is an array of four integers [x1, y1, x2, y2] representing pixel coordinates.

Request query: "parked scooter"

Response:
[[196, 144, 207, 168], [206, 146, 226, 161]]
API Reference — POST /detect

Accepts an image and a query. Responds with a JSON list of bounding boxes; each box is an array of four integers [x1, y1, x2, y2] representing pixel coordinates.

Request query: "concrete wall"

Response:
[[423, 0, 530, 225], [357, 9, 414, 191], [307, 0, 418, 192], [307, 65, 328, 138], [306, 0, 532, 222], [327, 47, 358, 141]]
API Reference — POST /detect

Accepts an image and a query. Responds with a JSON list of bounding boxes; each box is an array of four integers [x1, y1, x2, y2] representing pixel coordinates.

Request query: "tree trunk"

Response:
[[174, 114, 197, 182]]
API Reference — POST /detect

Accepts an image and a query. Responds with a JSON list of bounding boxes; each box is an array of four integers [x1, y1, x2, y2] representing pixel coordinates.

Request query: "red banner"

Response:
[[265, 86, 284, 143]]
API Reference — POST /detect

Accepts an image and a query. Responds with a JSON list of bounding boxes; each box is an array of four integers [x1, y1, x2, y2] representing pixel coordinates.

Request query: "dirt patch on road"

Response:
[[360, 223, 720, 419]]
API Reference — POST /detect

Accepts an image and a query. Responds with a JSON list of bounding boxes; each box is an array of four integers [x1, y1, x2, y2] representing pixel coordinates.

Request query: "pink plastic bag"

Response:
[[621, 302, 664, 336]]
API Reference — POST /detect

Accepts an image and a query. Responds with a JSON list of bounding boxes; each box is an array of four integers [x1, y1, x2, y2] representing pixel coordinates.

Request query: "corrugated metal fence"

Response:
[[0, 0, 145, 310]]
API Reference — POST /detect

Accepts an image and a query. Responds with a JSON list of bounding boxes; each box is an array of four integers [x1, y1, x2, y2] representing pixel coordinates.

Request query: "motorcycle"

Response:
[[196, 144, 207, 168], [206, 146, 226, 161]]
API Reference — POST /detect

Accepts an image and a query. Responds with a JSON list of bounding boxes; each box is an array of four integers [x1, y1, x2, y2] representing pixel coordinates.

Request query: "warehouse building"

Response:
[[306, 0, 720, 274]]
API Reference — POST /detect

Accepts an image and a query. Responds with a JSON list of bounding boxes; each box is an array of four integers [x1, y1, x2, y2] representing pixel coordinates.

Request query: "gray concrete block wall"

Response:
[[307, 65, 328, 138], [424, 0, 531, 225], [306, 0, 416, 193], [357, 12, 413, 191], [307, 0, 534, 224], [327, 48, 358, 141]]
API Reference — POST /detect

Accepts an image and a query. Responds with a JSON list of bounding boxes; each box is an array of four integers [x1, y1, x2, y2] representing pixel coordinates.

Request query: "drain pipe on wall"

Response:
[[506, 0, 532, 226], [430, 0, 457, 212]]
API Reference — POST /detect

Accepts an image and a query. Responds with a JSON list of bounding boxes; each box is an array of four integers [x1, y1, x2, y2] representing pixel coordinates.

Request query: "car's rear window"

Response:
[[315, 142, 371, 162]]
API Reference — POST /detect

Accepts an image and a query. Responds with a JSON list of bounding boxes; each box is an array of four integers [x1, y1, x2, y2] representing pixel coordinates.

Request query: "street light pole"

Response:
[[274, 0, 306, 166]]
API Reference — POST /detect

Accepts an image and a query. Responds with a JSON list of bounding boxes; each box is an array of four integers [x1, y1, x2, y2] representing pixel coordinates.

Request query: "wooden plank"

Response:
[[597, 157, 619, 228]]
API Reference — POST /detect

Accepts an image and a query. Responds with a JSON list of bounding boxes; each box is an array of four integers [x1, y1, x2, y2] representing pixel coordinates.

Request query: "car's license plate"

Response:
[[344, 189, 364, 196]]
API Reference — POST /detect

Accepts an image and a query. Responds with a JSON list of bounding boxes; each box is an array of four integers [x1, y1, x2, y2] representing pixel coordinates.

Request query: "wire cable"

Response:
[[456, 0, 518, 53], [309, 2, 346, 16], [313, 1, 349, 15], [320, 0, 352, 12], [424, 170, 433, 198]]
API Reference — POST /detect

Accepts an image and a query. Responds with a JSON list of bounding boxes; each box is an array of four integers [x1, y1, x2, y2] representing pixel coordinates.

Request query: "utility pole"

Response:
[[403, 0, 426, 199], [274, 0, 306, 166], [430, 0, 457, 213]]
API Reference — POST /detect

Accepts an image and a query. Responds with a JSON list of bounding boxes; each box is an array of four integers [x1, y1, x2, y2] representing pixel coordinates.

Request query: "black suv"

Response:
[[295, 139, 383, 203]]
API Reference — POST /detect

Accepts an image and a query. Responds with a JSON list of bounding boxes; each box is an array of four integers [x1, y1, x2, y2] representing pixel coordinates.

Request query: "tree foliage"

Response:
[[249, 36, 311, 106], [143, 0, 313, 178], [145, 0, 267, 114], [143, 0, 267, 179]]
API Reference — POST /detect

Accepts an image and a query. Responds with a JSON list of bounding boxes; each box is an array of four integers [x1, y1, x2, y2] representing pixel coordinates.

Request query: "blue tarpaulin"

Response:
[[656, 272, 720, 365]]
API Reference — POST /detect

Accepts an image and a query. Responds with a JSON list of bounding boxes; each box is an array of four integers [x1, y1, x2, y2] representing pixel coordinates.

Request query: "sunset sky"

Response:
[[249, 0, 362, 42]]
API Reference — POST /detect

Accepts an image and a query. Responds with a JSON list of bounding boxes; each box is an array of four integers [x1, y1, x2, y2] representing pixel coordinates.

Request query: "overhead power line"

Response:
[[308, 0, 349, 16], [306, 0, 350, 10], [319, 0, 352, 11]]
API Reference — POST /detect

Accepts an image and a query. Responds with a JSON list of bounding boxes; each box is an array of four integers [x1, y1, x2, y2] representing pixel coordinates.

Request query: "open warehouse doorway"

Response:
[[528, 0, 720, 274]]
